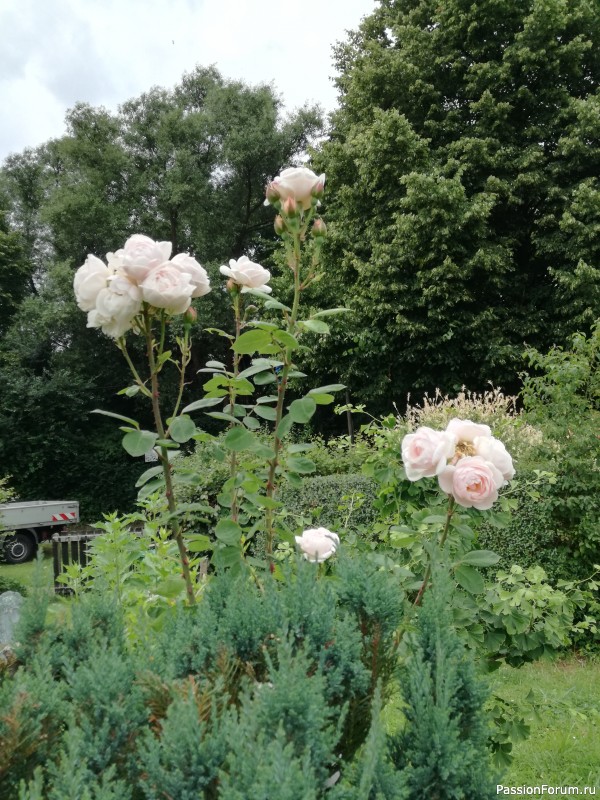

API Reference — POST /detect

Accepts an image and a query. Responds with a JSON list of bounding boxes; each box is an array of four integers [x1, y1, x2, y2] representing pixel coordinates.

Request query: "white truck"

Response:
[[0, 501, 80, 564]]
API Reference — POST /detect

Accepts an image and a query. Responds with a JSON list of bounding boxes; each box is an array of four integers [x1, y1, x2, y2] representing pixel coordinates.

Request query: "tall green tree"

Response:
[[312, 0, 600, 411]]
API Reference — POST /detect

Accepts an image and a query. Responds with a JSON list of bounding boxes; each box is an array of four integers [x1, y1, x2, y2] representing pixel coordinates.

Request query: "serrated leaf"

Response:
[[460, 550, 501, 567], [455, 565, 485, 594], [155, 576, 186, 598], [212, 545, 243, 571], [422, 515, 448, 524], [169, 415, 197, 443], [92, 409, 140, 429], [243, 416, 261, 430], [256, 395, 278, 404], [233, 329, 272, 354], [215, 518, 242, 546], [289, 396, 317, 423], [182, 396, 224, 413], [223, 426, 256, 451], [122, 430, 158, 457]]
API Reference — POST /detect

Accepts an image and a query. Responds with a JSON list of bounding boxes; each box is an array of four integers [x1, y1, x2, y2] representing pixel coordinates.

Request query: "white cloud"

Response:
[[0, 0, 375, 161]]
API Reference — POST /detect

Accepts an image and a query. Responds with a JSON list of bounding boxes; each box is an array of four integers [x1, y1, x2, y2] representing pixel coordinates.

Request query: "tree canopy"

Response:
[[311, 0, 600, 411]]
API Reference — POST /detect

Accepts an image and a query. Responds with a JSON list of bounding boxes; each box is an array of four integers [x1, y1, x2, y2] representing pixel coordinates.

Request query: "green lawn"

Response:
[[0, 543, 54, 592], [491, 658, 600, 789]]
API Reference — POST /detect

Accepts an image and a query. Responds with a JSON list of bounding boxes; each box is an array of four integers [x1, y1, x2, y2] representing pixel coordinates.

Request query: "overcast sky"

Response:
[[0, 0, 376, 162]]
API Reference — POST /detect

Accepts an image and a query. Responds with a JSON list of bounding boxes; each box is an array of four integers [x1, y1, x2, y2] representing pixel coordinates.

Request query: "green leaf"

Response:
[[206, 360, 226, 369], [182, 396, 223, 413], [186, 534, 214, 553], [212, 545, 243, 570], [118, 385, 140, 397], [205, 411, 240, 424], [155, 576, 186, 598], [311, 308, 349, 318], [237, 364, 272, 380], [308, 384, 346, 394], [169, 415, 197, 443], [240, 288, 274, 302], [254, 405, 278, 421], [460, 550, 501, 567], [254, 371, 277, 385], [265, 299, 292, 311], [287, 456, 316, 474], [273, 330, 299, 349], [256, 395, 278, 404], [92, 409, 140, 429], [122, 430, 158, 457], [289, 396, 317, 423], [300, 319, 330, 334], [310, 393, 335, 405], [276, 414, 293, 439], [223, 426, 256, 452], [215, 518, 242, 546], [455, 565, 485, 594], [243, 416, 261, 430], [421, 515, 448, 524], [233, 329, 272, 354], [135, 466, 163, 487]]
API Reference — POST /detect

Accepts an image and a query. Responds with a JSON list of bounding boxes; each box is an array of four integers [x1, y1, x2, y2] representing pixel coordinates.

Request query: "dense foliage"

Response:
[[311, 0, 600, 411]]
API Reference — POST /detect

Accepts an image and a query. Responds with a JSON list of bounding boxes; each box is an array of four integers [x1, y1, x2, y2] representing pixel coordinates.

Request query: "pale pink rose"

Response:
[[446, 418, 492, 443], [401, 427, 456, 481], [438, 456, 504, 510], [87, 309, 133, 339], [473, 436, 515, 483], [86, 279, 142, 338], [295, 527, 340, 563], [267, 167, 325, 211], [73, 255, 112, 312], [118, 234, 172, 284], [140, 263, 194, 314], [219, 256, 272, 293], [171, 253, 211, 298]]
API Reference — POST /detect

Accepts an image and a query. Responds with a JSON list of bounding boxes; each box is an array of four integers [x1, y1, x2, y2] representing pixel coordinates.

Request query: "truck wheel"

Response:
[[4, 532, 37, 564]]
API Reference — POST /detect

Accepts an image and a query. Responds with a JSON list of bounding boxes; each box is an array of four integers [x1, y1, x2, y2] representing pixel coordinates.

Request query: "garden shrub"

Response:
[[278, 472, 379, 533]]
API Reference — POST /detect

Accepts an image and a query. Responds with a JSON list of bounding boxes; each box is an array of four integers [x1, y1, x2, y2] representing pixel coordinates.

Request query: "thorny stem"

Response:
[[117, 339, 152, 398], [229, 292, 242, 522], [265, 232, 302, 559], [171, 326, 191, 421], [413, 496, 456, 608], [142, 306, 196, 606]]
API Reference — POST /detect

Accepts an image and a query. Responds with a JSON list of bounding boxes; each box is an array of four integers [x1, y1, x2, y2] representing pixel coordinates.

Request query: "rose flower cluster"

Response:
[[73, 235, 274, 339], [401, 419, 515, 510]]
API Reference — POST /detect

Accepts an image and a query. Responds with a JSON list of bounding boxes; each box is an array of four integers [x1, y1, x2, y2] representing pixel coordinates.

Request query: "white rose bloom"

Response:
[[86, 279, 142, 338], [295, 527, 340, 563], [219, 256, 272, 293], [473, 435, 515, 483], [446, 418, 492, 443], [269, 167, 325, 210], [87, 308, 133, 339], [171, 253, 211, 298], [118, 234, 172, 284], [141, 262, 194, 314], [73, 254, 111, 312]]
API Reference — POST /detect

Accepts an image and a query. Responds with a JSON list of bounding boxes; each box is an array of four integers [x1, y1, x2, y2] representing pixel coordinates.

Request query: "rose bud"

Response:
[[311, 179, 325, 201], [274, 215, 286, 236], [282, 196, 298, 217], [312, 218, 327, 238], [265, 181, 281, 206], [183, 306, 197, 325]]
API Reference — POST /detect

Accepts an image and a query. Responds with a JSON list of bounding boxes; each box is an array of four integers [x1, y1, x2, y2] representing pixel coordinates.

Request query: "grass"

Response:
[[490, 658, 600, 789], [0, 544, 54, 592]]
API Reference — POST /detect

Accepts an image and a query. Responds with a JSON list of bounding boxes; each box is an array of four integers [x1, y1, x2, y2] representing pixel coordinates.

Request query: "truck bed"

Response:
[[0, 501, 79, 531]]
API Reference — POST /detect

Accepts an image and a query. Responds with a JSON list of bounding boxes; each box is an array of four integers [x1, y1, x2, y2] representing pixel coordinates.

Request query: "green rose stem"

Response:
[[229, 288, 242, 521], [141, 305, 196, 606], [264, 229, 303, 560], [412, 496, 456, 607]]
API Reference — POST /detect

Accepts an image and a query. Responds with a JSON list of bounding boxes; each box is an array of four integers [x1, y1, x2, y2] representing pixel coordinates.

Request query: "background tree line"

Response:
[[1, 0, 599, 518]]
